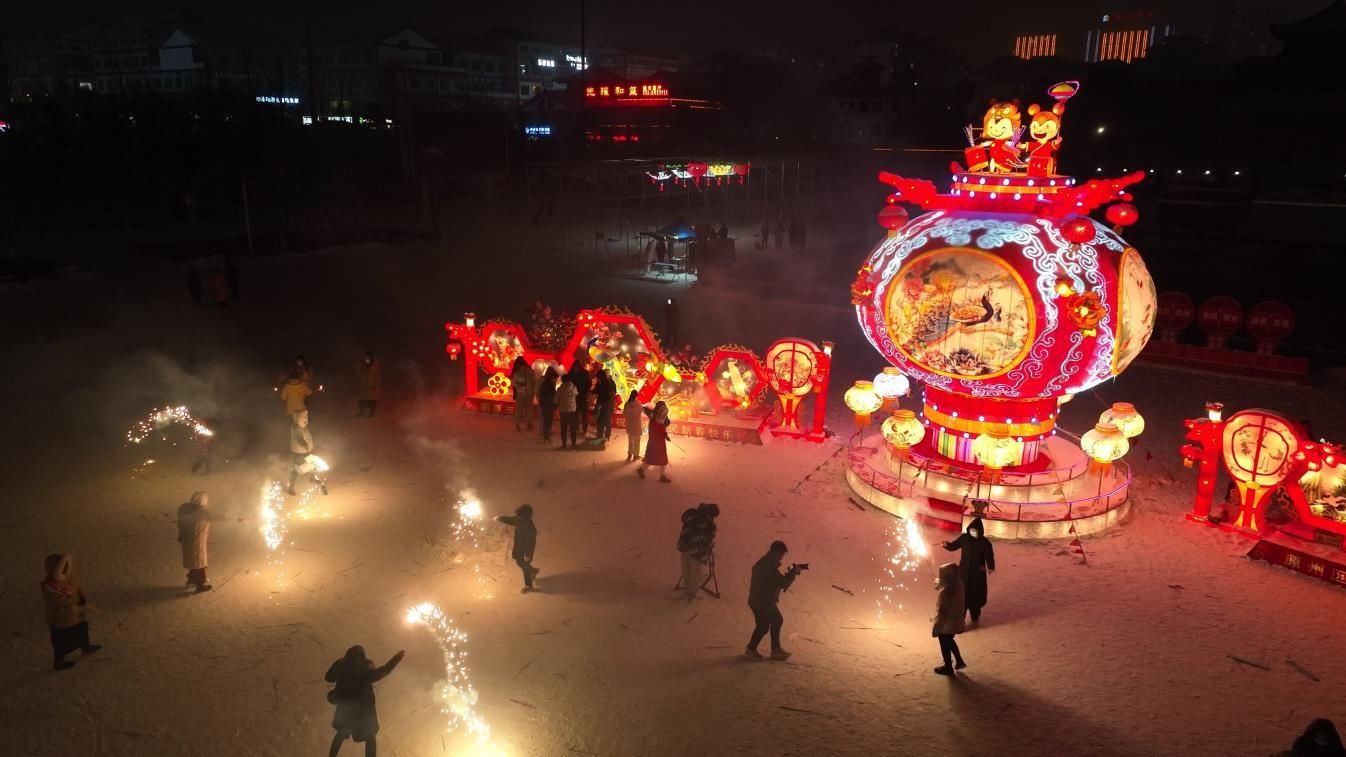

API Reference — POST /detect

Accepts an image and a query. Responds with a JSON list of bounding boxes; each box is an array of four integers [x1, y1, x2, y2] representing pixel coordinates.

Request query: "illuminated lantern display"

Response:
[[881, 408, 925, 456], [1197, 296, 1243, 349], [1081, 422, 1129, 471], [1155, 292, 1194, 343], [445, 342, 462, 361], [972, 426, 1023, 479], [1245, 301, 1295, 356], [733, 162, 751, 184], [1059, 217, 1096, 245], [1221, 410, 1299, 532], [877, 205, 909, 236], [1105, 202, 1138, 230], [844, 380, 883, 428], [1099, 401, 1145, 439], [686, 162, 708, 186], [871, 366, 910, 410]]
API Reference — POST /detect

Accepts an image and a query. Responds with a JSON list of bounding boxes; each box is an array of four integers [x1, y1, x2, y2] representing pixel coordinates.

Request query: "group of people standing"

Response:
[[759, 220, 807, 250]]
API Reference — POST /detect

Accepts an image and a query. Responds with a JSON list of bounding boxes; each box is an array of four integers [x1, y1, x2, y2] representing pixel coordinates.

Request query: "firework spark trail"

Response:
[[260, 481, 290, 555], [126, 405, 213, 445], [875, 518, 930, 616], [448, 493, 499, 599], [404, 602, 505, 754]]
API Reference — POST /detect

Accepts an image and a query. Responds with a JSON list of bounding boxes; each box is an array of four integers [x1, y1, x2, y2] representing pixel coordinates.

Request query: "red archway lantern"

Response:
[[1105, 202, 1139, 229], [877, 205, 909, 233], [1059, 217, 1095, 245]]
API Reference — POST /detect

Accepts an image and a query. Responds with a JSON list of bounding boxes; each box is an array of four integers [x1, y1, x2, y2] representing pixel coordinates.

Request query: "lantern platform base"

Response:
[[1246, 534, 1346, 588], [846, 434, 1131, 540]]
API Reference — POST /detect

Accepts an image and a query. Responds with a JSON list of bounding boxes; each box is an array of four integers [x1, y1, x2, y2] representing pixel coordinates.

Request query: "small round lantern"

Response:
[[872, 366, 910, 410], [973, 426, 1023, 479], [877, 205, 909, 236], [1099, 402, 1145, 439], [445, 343, 462, 361], [882, 408, 925, 458], [1081, 422, 1129, 472], [1105, 202, 1139, 229], [1060, 217, 1095, 245], [844, 380, 883, 428]]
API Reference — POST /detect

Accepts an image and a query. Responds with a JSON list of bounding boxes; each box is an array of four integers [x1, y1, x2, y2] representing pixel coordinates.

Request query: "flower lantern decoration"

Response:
[[844, 380, 883, 428], [1220, 409, 1300, 532], [1081, 422, 1129, 473], [445, 342, 462, 361], [872, 366, 911, 410], [1067, 290, 1106, 336], [1099, 402, 1145, 439], [765, 338, 819, 431], [881, 408, 925, 457]]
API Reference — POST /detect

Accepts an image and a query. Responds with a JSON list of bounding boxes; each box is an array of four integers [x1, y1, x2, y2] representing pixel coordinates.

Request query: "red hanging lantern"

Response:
[[877, 205, 909, 231], [687, 162, 708, 186], [1105, 203, 1139, 228], [733, 162, 751, 185], [1060, 217, 1095, 245], [445, 343, 462, 360]]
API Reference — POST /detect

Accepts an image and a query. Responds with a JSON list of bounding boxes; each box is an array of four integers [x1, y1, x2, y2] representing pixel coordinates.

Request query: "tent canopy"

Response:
[[653, 217, 695, 240]]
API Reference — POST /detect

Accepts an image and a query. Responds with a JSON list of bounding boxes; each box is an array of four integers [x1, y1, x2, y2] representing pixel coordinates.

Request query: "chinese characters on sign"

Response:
[[1247, 540, 1346, 588], [584, 83, 670, 104], [256, 95, 300, 105]]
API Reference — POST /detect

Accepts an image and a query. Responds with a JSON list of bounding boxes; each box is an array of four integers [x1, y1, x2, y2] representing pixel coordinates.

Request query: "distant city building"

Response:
[[4, 25, 93, 102], [1009, 10, 1179, 63], [484, 28, 585, 101], [1014, 34, 1058, 59], [590, 46, 680, 79]]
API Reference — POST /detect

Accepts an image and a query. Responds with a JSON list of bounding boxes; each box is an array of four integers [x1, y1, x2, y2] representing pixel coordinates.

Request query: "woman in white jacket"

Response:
[[178, 491, 212, 593]]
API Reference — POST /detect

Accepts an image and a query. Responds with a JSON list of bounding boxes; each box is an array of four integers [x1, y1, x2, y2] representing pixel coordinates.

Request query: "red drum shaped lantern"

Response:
[[1156, 292, 1195, 343], [1246, 301, 1295, 356], [1197, 296, 1243, 349]]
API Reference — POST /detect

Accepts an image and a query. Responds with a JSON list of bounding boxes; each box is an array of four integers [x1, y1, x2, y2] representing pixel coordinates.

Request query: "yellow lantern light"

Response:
[[1081, 422, 1129, 473], [844, 380, 883, 427], [1099, 402, 1145, 439], [872, 366, 911, 412], [973, 425, 1023, 480], [881, 408, 925, 455]]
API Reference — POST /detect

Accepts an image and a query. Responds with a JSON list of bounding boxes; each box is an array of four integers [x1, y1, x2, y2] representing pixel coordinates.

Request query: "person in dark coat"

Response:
[[717, 222, 729, 239], [40, 554, 101, 670], [496, 504, 539, 593], [325, 645, 404, 757], [931, 562, 968, 676], [942, 517, 996, 623], [677, 503, 719, 599], [760, 221, 770, 249], [656, 238, 668, 263], [745, 540, 800, 661], [567, 362, 591, 436], [593, 369, 616, 442], [537, 367, 559, 444], [1281, 718, 1346, 757]]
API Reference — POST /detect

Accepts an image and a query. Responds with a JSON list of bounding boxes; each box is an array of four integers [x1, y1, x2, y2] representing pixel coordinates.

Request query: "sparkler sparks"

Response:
[[125, 405, 213, 445], [260, 481, 289, 553], [875, 518, 930, 615], [403, 602, 504, 754]]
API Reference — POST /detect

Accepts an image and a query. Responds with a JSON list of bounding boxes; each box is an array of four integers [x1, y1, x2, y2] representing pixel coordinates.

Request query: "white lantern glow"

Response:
[[844, 380, 883, 427], [1099, 402, 1145, 439], [1081, 422, 1129, 466], [872, 367, 911, 400]]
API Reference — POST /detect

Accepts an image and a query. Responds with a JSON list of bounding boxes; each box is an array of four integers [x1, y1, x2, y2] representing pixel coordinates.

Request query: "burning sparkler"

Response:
[[260, 481, 289, 554], [875, 517, 931, 616], [404, 602, 505, 754], [125, 405, 213, 445]]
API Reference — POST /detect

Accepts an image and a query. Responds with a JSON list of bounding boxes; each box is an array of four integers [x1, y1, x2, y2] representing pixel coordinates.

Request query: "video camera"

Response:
[[787, 563, 809, 576]]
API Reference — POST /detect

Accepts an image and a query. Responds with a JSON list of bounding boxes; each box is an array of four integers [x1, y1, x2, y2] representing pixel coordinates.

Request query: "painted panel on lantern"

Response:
[[885, 247, 1033, 379], [1221, 411, 1298, 487], [1305, 462, 1346, 524], [483, 328, 524, 370], [765, 341, 817, 397], [1113, 247, 1157, 373]]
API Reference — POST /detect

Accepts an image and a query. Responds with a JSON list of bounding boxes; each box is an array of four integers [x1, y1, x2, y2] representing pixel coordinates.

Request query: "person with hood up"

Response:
[[1278, 718, 1346, 757], [40, 554, 102, 670], [294, 354, 315, 385], [511, 356, 536, 432], [931, 562, 968, 676], [942, 516, 996, 623], [537, 366, 559, 444], [677, 503, 719, 599], [356, 352, 382, 417], [288, 409, 316, 495], [280, 369, 313, 417], [567, 361, 591, 436], [745, 540, 800, 660], [178, 491, 212, 593], [592, 369, 616, 443], [622, 390, 645, 462], [636, 401, 672, 482], [496, 504, 539, 593], [556, 375, 579, 450], [325, 645, 405, 757]]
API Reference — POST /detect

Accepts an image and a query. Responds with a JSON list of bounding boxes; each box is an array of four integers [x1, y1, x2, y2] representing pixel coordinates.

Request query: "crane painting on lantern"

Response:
[[1114, 248, 1157, 373], [886, 248, 1032, 378]]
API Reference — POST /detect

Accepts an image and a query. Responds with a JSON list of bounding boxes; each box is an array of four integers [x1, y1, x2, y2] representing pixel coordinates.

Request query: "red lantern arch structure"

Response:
[[846, 81, 1156, 539]]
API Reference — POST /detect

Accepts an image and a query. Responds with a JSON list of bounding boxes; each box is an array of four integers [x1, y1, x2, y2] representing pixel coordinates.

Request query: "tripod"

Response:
[[674, 548, 720, 599]]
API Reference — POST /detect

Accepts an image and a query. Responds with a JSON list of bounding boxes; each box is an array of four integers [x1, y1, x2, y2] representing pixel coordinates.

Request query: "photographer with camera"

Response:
[[745, 540, 806, 661]]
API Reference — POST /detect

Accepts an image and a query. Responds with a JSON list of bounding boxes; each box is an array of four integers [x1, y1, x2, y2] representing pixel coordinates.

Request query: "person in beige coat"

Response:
[[40, 554, 101, 670], [356, 352, 382, 417], [280, 370, 312, 416], [178, 491, 212, 593], [622, 390, 644, 462], [932, 562, 967, 676]]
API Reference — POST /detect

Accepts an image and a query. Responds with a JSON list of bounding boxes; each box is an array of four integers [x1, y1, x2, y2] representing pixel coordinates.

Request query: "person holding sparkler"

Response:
[[288, 410, 315, 495], [177, 491, 212, 593], [636, 401, 672, 482], [325, 645, 405, 757], [942, 517, 996, 624], [931, 563, 968, 676], [495, 504, 539, 594], [280, 370, 312, 417]]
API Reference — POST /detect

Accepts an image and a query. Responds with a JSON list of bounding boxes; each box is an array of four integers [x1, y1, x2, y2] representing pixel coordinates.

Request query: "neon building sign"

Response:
[[584, 83, 670, 105]]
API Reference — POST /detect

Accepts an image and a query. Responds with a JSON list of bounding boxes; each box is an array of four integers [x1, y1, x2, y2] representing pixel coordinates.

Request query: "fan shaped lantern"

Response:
[[881, 408, 925, 454], [1081, 422, 1129, 466], [844, 380, 883, 427], [872, 366, 911, 401], [1099, 401, 1145, 439]]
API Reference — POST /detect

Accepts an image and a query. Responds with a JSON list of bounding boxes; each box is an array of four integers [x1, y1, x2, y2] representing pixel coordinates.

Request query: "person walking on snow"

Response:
[[622, 390, 644, 462], [677, 503, 719, 599], [931, 562, 968, 676], [191, 418, 215, 475], [537, 366, 559, 444], [40, 554, 102, 670], [280, 370, 312, 417], [745, 540, 799, 661], [356, 352, 382, 417], [325, 645, 404, 757], [636, 401, 672, 482], [593, 369, 616, 442], [289, 410, 316, 495], [511, 356, 536, 431], [496, 504, 539, 593], [942, 516, 995, 623], [178, 491, 212, 593], [556, 375, 579, 450]]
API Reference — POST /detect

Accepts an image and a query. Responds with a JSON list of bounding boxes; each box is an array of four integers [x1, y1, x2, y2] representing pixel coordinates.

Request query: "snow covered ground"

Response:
[[2, 231, 1345, 757]]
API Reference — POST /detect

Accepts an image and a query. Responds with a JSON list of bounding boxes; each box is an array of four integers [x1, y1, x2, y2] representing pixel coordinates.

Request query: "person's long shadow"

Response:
[[941, 671, 1147, 755], [536, 569, 659, 602], [95, 584, 194, 615]]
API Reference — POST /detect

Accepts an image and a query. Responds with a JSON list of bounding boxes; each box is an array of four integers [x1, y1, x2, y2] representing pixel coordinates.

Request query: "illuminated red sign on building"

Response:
[[584, 83, 670, 105]]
